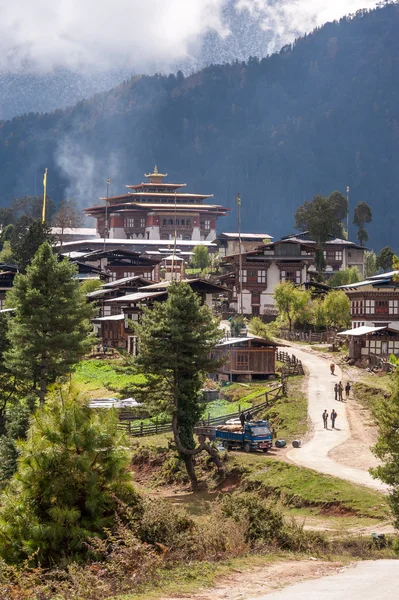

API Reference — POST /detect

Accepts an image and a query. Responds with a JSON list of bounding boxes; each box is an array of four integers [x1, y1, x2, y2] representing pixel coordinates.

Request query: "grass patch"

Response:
[[238, 455, 389, 519], [352, 376, 392, 416], [73, 359, 146, 398], [263, 376, 307, 441]]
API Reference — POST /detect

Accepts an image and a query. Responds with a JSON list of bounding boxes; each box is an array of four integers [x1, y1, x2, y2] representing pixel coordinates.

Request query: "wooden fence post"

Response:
[[128, 421, 131, 435], [140, 422, 143, 436], [155, 417, 158, 434]]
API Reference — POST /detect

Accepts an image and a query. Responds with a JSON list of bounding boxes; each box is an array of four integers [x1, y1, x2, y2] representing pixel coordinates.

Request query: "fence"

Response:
[[279, 329, 335, 344], [119, 384, 283, 437], [276, 350, 305, 376]]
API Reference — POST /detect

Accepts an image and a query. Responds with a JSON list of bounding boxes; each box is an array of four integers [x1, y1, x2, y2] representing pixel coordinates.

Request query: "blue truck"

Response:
[[194, 420, 273, 453]]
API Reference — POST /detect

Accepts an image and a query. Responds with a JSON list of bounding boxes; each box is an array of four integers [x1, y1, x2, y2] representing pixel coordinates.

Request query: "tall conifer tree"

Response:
[[5, 243, 94, 403], [134, 282, 223, 488]]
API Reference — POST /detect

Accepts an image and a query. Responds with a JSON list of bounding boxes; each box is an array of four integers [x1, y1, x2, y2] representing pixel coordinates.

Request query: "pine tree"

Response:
[[134, 282, 223, 488], [5, 243, 94, 404], [353, 201, 372, 247], [0, 389, 140, 565]]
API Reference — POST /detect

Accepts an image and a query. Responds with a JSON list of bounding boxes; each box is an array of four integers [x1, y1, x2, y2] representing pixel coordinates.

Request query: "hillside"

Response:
[[1, 4, 399, 250]]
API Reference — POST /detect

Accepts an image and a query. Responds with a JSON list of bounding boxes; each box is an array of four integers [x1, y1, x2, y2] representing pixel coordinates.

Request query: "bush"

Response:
[[0, 389, 142, 566]]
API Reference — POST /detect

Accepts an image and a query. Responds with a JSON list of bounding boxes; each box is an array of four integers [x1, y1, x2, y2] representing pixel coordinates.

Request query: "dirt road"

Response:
[[253, 560, 399, 600], [281, 345, 388, 492]]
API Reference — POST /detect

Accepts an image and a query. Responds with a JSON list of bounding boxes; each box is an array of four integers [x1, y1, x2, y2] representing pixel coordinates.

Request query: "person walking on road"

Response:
[[338, 381, 344, 401], [334, 383, 338, 401], [331, 409, 337, 429], [322, 409, 329, 429], [330, 363, 335, 375], [345, 382, 351, 399]]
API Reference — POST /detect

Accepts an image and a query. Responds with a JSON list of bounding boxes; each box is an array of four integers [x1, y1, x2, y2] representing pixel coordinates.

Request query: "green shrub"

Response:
[[0, 389, 142, 566]]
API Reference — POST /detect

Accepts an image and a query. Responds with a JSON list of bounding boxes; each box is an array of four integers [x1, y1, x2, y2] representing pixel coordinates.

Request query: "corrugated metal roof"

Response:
[[92, 314, 125, 322], [337, 326, 387, 336], [105, 291, 166, 303]]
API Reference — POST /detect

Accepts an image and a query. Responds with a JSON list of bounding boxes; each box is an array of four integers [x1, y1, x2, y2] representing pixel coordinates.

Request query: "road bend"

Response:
[[279, 345, 388, 493]]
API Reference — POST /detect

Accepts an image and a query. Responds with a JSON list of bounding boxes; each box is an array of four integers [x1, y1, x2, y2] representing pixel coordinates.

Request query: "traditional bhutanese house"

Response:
[[214, 233, 273, 257], [211, 336, 277, 382], [339, 271, 399, 331], [85, 166, 229, 242], [87, 275, 155, 317], [70, 248, 162, 282], [219, 239, 315, 316], [282, 232, 366, 277], [94, 279, 228, 352], [337, 325, 399, 361]]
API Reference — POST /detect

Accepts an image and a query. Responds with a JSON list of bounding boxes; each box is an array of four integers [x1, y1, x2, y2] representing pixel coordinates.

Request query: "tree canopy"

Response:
[[273, 282, 311, 331], [190, 245, 210, 271], [376, 246, 394, 273], [353, 201, 372, 246], [134, 282, 222, 488], [5, 243, 94, 403], [294, 192, 348, 273]]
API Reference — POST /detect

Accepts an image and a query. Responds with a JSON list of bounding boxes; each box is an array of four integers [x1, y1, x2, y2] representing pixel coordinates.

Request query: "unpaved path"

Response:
[[160, 560, 346, 600], [280, 345, 388, 493]]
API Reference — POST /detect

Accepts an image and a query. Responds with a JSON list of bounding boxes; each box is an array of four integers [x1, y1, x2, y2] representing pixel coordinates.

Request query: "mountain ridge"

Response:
[[1, 3, 398, 251]]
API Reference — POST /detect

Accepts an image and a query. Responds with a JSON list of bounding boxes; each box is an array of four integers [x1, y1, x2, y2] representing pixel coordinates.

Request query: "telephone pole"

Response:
[[103, 177, 110, 252], [346, 185, 350, 241], [237, 193, 243, 316]]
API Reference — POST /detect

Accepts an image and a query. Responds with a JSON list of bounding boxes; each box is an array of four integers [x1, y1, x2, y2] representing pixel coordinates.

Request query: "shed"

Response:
[[337, 325, 399, 360], [212, 336, 277, 382]]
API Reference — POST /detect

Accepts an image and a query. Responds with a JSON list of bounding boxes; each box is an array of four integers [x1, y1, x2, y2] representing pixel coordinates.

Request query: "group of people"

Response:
[[334, 381, 351, 401], [322, 409, 337, 429], [323, 363, 352, 431]]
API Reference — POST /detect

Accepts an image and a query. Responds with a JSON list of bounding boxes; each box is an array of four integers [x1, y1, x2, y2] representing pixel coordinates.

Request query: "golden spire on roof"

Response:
[[145, 165, 168, 183]]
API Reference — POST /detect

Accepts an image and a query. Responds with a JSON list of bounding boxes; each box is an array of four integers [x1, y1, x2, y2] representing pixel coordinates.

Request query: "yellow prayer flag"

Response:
[[237, 193, 241, 206], [42, 168, 48, 223]]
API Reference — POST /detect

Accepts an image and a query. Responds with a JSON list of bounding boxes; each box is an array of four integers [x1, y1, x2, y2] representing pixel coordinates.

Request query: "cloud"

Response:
[[0, 0, 379, 74], [0, 0, 228, 73], [236, 0, 378, 53]]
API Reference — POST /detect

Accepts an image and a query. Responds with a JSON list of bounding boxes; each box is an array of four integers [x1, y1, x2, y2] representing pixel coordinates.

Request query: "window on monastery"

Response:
[[181, 219, 185, 225], [204, 220, 211, 230], [168, 219, 173, 225], [365, 299, 375, 314], [280, 270, 300, 284], [240, 269, 247, 283], [389, 300, 398, 315], [183, 234, 191, 240], [186, 219, 191, 226], [335, 251, 343, 261], [163, 219, 167, 226], [143, 272, 152, 280], [252, 292, 260, 304], [176, 219, 180, 225], [124, 218, 135, 228], [140, 218, 146, 228], [258, 270, 267, 284], [0, 298, 5, 310], [375, 300, 389, 315], [160, 234, 169, 240], [237, 353, 249, 368]]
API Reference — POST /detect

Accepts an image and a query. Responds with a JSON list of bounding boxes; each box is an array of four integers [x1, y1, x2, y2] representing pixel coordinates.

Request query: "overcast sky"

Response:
[[0, 0, 378, 73]]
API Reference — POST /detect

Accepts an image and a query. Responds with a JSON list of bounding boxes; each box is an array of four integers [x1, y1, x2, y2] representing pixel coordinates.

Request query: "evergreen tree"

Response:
[[376, 246, 394, 273], [0, 389, 140, 565], [5, 243, 94, 404], [353, 201, 372, 246], [295, 192, 348, 274], [134, 282, 223, 488], [10, 218, 54, 273]]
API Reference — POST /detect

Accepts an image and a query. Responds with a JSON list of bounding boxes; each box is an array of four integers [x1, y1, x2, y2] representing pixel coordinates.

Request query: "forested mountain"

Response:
[[1, 4, 399, 250]]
